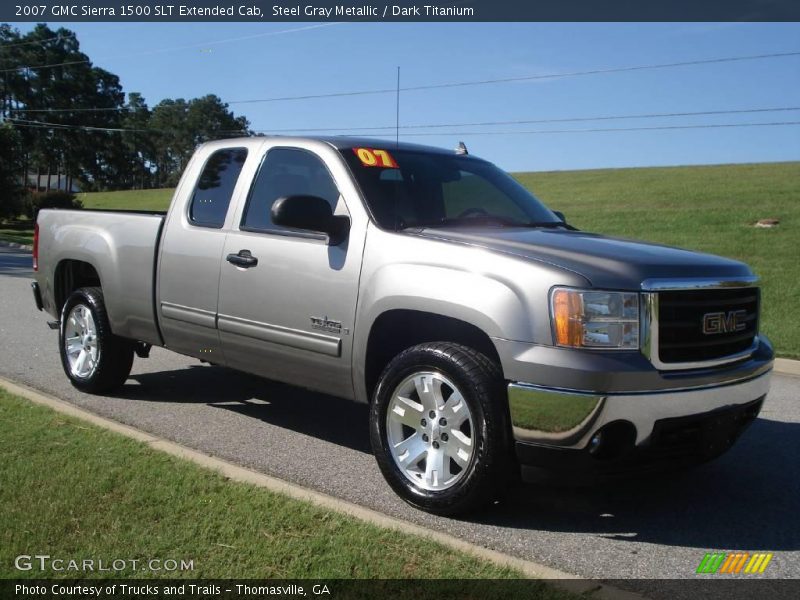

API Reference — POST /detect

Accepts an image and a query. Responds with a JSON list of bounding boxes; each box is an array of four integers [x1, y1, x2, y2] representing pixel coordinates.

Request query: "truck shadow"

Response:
[[121, 364, 797, 551], [122, 365, 372, 454], [490, 416, 800, 551]]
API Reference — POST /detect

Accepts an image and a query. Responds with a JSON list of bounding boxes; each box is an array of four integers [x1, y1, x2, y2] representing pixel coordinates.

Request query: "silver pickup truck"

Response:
[[32, 137, 773, 515]]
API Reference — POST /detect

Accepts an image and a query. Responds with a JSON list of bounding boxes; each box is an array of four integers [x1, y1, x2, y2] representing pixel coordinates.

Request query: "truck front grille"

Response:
[[657, 287, 759, 364]]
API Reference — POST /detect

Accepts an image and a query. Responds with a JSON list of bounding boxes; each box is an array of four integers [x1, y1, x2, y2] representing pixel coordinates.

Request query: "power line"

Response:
[[7, 116, 800, 137], [0, 32, 76, 49], [392, 121, 800, 137], [225, 50, 800, 105], [6, 117, 158, 133], [402, 51, 800, 92], [5, 105, 800, 134], [0, 23, 342, 72], [256, 106, 800, 132], [4, 106, 136, 113], [5, 116, 251, 137]]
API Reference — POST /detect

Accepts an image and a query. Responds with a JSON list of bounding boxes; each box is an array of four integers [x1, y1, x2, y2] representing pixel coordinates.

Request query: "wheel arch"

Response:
[[361, 309, 503, 403], [54, 259, 102, 314]]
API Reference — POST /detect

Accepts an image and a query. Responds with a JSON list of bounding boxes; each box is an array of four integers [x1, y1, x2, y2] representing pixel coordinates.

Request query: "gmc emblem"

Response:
[[702, 310, 748, 335]]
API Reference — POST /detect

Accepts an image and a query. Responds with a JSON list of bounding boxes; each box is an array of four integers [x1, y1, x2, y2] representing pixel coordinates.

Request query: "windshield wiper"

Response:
[[400, 217, 570, 231], [517, 221, 565, 228], [413, 215, 525, 229]]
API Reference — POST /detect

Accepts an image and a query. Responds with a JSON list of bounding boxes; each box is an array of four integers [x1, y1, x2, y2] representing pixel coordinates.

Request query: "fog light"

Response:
[[588, 422, 636, 460]]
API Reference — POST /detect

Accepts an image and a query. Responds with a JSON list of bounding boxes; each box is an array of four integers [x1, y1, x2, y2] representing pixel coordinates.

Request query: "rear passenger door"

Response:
[[157, 146, 250, 362], [216, 143, 366, 399]]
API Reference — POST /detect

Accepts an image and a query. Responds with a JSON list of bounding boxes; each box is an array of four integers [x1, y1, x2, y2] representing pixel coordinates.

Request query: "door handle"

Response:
[[226, 249, 258, 268]]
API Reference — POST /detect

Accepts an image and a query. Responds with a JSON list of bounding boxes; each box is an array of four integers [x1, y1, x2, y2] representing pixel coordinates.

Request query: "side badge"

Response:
[[310, 316, 346, 335]]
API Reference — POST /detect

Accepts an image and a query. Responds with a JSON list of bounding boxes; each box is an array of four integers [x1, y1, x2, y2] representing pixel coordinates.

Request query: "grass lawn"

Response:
[[1, 162, 797, 357], [0, 218, 35, 246], [77, 187, 174, 211], [0, 387, 559, 588]]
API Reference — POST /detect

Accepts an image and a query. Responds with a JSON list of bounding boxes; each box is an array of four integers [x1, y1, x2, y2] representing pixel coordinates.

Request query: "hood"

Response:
[[413, 227, 753, 289]]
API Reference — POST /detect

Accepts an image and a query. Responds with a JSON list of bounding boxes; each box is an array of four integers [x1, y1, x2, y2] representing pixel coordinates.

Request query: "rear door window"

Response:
[[189, 147, 248, 228]]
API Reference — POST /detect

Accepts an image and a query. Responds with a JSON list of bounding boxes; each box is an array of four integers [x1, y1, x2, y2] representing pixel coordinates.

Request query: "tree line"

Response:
[[0, 23, 251, 217]]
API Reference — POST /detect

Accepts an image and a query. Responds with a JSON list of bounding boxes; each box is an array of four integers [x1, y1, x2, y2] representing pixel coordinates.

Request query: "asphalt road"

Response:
[[1, 245, 798, 597]]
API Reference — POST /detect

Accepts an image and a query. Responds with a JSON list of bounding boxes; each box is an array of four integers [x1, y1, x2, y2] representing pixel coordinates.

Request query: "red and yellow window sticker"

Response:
[[353, 147, 398, 168]]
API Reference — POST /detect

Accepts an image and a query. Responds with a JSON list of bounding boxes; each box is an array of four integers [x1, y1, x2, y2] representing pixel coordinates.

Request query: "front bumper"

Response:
[[510, 370, 771, 447], [505, 339, 773, 472]]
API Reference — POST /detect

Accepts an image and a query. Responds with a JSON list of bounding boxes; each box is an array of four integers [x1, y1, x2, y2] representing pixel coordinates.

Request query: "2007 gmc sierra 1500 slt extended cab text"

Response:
[[31, 137, 773, 515]]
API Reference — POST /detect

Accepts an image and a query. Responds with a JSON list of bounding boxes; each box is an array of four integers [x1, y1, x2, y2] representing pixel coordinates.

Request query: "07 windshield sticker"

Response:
[[353, 147, 399, 168]]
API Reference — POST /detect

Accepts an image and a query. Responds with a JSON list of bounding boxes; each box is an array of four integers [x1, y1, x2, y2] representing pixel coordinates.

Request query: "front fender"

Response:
[[350, 226, 589, 403], [353, 262, 528, 403], [359, 262, 533, 342]]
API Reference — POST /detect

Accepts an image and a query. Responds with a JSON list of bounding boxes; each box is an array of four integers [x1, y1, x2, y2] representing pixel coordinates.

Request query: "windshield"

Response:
[[340, 147, 561, 231]]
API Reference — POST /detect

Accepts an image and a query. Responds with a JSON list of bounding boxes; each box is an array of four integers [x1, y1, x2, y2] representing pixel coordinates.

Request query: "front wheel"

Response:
[[59, 287, 134, 394], [370, 342, 512, 515]]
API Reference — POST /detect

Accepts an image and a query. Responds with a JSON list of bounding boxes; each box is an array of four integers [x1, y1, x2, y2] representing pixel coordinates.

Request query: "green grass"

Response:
[[0, 225, 33, 245], [77, 187, 174, 211], [2, 162, 798, 357], [0, 387, 549, 586], [514, 161, 800, 359], [0, 218, 35, 245]]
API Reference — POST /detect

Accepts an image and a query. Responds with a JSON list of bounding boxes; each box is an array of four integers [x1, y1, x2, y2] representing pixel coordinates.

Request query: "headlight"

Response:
[[550, 288, 640, 349]]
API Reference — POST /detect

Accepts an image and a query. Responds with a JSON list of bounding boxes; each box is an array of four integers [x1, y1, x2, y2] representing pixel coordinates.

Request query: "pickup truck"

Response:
[[32, 137, 773, 515]]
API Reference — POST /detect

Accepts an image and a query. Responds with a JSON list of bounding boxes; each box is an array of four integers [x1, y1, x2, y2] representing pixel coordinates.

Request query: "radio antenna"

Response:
[[395, 66, 400, 147]]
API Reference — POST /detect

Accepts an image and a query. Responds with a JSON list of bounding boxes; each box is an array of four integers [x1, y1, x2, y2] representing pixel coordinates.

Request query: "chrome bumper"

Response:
[[508, 369, 772, 449]]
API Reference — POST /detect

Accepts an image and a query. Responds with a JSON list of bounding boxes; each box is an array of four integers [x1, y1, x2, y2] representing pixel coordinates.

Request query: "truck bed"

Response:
[[36, 208, 166, 346]]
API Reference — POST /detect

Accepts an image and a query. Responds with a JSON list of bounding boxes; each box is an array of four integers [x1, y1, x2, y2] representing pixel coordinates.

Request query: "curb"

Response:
[[774, 358, 800, 378], [0, 239, 33, 251], [0, 375, 646, 600]]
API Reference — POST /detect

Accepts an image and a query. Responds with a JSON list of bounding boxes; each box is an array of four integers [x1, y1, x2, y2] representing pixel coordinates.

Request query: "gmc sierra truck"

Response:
[[32, 137, 773, 515]]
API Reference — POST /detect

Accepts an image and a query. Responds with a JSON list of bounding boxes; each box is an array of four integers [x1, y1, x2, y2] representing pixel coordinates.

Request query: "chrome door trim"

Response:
[[160, 301, 217, 329], [217, 314, 342, 357]]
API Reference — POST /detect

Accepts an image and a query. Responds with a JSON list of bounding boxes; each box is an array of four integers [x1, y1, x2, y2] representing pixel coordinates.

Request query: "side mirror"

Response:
[[553, 210, 567, 223], [271, 195, 350, 245]]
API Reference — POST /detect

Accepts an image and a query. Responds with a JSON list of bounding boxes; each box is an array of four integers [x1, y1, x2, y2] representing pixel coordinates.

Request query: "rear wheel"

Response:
[[59, 287, 134, 394], [370, 342, 512, 515]]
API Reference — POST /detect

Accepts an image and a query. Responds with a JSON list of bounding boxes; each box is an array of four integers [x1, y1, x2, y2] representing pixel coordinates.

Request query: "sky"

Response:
[[8, 21, 800, 172]]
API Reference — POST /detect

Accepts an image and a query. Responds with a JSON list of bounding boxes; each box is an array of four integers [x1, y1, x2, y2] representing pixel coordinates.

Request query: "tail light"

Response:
[[32, 222, 39, 272]]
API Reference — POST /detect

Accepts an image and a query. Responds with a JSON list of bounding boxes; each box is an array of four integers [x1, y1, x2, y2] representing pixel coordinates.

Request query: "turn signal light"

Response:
[[552, 288, 584, 347]]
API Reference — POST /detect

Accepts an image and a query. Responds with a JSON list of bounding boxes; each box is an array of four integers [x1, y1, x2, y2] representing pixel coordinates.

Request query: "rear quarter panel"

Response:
[[36, 209, 165, 345]]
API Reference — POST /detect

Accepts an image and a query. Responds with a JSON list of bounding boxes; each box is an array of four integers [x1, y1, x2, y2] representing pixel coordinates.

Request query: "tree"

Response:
[[0, 124, 23, 218], [122, 92, 155, 189], [149, 95, 250, 186], [1, 24, 252, 192]]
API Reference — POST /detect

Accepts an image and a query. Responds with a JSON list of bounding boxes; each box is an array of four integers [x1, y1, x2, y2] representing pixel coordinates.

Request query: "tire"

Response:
[[370, 342, 513, 516], [58, 287, 134, 394]]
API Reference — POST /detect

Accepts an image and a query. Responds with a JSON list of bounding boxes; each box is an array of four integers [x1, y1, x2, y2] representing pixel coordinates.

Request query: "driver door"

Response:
[[216, 144, 365, 399]]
